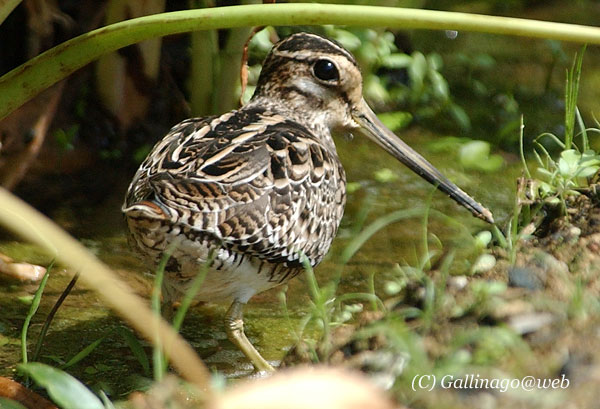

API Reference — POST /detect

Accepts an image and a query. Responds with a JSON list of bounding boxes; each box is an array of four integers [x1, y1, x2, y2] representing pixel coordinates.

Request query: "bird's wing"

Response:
[[124, 107, 345, 267]]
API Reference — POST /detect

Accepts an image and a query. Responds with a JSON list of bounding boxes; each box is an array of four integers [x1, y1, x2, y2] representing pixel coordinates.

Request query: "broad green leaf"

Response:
[[458, 140, 503, 172], [560, 149, 580, 164], [576, 166, 599, 178], [18, 363, 103, 409], [580, 150, 600, 166]]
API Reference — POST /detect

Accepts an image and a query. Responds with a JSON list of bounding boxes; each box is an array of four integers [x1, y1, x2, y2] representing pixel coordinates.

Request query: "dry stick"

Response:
[[238, 0, 275, 105], [239, 26, 264, 106], [0, 376, 58, 409], [1, 82, 65, 190], [0, 188, 213, 392]]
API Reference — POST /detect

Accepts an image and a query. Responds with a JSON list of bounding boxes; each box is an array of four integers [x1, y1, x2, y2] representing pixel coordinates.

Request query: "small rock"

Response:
[[448, 275, 468, 291], [0, 255, 47, 282], [492, 299, 534, 320], [508, 312, 554, 335], [508, 267, 544, 290], [470, 254, 496, 275]]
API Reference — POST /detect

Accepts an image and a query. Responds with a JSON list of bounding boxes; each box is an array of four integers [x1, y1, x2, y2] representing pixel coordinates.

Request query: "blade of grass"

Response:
[[172, 249, 215, 332], [575, 107, 589, 152], [61, 337, 105, 370], [21, 269, 50, 366], [300, 254, 331, 355], [151, 246, 174, 382], [519, 115, 531, 178], [421, 187, 436, 271], [564, 45, 586, 149], [340, 208, 424, 265], [32, 271, 78, 362], [116, 326, 151, 377]]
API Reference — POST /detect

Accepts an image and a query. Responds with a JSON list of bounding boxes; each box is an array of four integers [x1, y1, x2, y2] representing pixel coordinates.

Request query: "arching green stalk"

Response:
[[0, 0, 21, 25], [2, 3, 600, 120]]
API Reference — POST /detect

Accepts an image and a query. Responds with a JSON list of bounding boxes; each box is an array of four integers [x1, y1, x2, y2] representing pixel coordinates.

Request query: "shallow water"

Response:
[[0, 127, 520, 396]]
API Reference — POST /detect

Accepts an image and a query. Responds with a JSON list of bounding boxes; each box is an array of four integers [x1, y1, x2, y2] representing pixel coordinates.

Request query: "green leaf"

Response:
[[458, 140, 503, 172], [560, 149, 580, 164], [426, 52, 443, 71], [373, 168, 398, 183], [0, 397, 28, 409], [474, 231, 492, 249], [377, 111, 412, 131], [21, 270, 50, 366], [536, 168, 554, 178], [380, 53, 411, 68], [429, 70, 449, 100], [346, 181, 362, 194], [448, 104, 471, 131], [576, 166, 599, 178], [61, 337, 105, 369], [17, 363, 103, 409], [408, 51, 427, 90], [471, 254, 496, 275], [364, 75, 389, 104], [116, 327, 150, 377], [580, 150, 600, 166]]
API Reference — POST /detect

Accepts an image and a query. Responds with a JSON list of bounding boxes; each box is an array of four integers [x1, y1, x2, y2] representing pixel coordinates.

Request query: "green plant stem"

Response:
[[0, 0, 21, 25], [340, 208, 424, 264], [171, 250, 215, 332], [3, 4, 600, 120], [189, 29, 218, 116], [152, 249, 170, 381], [215, 26, 254, 112], [519, 115, 531, 179], [21, 272, 50, 367]]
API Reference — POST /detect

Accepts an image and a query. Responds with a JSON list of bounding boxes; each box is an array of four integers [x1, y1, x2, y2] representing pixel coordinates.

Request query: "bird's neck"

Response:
[[245, 95, 337, 153]]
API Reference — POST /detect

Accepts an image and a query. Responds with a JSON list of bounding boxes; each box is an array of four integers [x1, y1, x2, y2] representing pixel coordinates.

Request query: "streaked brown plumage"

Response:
[[123, 32, 492, 372]]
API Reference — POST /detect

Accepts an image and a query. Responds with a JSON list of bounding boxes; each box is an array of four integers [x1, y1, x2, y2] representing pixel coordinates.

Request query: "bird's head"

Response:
[[253, 32, 493, 223]]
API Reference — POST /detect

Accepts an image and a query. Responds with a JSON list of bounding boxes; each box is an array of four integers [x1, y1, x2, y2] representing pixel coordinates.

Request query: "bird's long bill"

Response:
[[353, 100, 494, 224]]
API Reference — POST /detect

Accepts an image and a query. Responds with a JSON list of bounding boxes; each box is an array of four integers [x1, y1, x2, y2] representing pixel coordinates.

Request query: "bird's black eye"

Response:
[[313, 59, 339, 82]]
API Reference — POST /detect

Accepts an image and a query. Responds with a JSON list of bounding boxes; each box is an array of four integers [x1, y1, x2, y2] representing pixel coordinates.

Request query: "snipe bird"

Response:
[[123, 32, 493, 372]]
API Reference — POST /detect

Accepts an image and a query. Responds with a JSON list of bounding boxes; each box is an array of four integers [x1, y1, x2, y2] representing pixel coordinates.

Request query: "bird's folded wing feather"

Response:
[[124, 108, 344, 266]]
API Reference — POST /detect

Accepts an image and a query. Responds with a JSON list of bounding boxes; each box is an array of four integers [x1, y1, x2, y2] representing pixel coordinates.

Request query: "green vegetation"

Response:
[[2, 1, 600, 409]]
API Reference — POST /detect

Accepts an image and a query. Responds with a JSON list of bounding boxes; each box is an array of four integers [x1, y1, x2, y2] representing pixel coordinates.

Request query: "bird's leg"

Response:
[[225, 300, 275, 372]]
